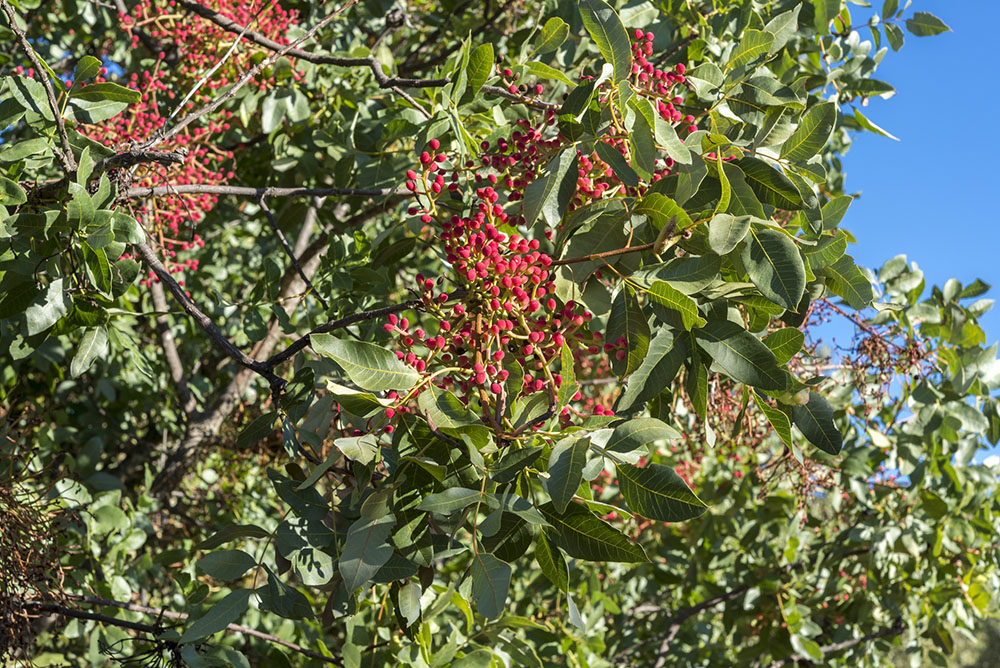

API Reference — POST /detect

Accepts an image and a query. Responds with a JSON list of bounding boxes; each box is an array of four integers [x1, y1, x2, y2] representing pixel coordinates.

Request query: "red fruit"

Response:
[[429, 138, 441, 150]]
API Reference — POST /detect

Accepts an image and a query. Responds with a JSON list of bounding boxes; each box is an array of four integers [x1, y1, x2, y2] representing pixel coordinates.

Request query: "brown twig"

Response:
[[176, 0, 448, 89], [149, 279, 198, 415], [141, 0, 358, 151], [258, 194, 329, 311], [552, 242, 656, 266], [124, 184, 405, 199], [1, 0, 77, 173]]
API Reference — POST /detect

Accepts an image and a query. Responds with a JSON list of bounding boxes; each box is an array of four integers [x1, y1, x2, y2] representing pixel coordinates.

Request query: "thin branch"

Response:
[[552, 242, 656, 266], [97, 148, 187, 172], [27, 595, 343, 666], [391, 85, 432, 119], [150, 279, 197, 414], [399, 0, 518, 75], [765, 619, 905, 667], [140, 0, 358, 151], [264, 298, 424, 370], [259, 194, 329, 311], [176, 0, 448, 89], [124, 184, 405, 199], [1, 0, 77, 173], [132, 242, 284, 392]]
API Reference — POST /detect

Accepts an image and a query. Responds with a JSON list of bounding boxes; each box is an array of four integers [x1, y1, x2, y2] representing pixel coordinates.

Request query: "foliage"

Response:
[[1, 0, 997, 667]]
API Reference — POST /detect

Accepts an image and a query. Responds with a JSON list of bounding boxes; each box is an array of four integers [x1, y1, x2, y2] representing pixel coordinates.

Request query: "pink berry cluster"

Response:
[[120, 0, 304, 93], [81, 63, 226, 286], [630, 29, 696, 133], [387, 141, 610, 426]]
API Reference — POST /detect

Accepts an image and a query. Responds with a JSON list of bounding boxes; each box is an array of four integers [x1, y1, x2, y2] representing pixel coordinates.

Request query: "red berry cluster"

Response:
[[81, 0, 301, 287], [387, 141, 610, 425], [120, 0, 304, 93]]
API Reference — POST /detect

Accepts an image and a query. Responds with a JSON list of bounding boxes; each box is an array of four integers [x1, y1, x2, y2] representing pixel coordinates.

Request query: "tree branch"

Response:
[[176, 0, 448, 89], [552, 242, 656, 266], [264, 298, 424, 370], [149, 280, 197, 415], [132, 242, 284, 393], [258, 194, 329, 311], [124, 184, 405, 199], [25, 595, 344, 666], [1, 0, 77, 173], [765, 618, 905, 667], [140, 0, 358, 152]]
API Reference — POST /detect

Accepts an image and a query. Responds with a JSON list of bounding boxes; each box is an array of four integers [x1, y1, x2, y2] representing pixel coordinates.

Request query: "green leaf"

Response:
[[735, 157, 804, 210], [333, 434, 379, 465], [617, 329, 687, 412], [539, 502, 647, 562], [765, 5, 802, 53], [311, 334, 420, 392], [812, 0, 841, 34], [647, 281, 706, 330], [73, 55, 102, 83], [70, 326, 108, 378], [885, 23, 905, 50], [398, 582, 421, 627], [595, 141, 639, 187], [534, 17, 570, 54], [0, 176, 27, 206], [781, 102, 837, 162], [791, 635, 825, 660], [69, 82, 141, 103], [418, 385, 481, 429], [0, 137, 50, 163], [257, 567, 314, 620], [546, 436, 589, 513], [578, 0, 632, 84], [714, 154, 731, 216], [741, 226, 806, 310], [726, 29, 774, 71], [708, 213, 751, 255], [804, 233, 847, 269], [906, 12, 951, 36], [471, 552, 511, 619], [634, 192, 694, 231], [67, 97, 130, 123], [179, 589, 252, 644], [792, 391, 842, 455], [490, 446, 543, 484], [820, 254, 874, 309], [762, 328, 804, 364], [9, 76, 54, 121], [26, 279, 70, 336], [525, 61, 575, 86], [197, 550, 257, 580], [195, 524, 270, 550], [694, 319, 787, 391], [617, 463, 707, 522], [753, 391, 794, 448], [606, 417, 680, 453], [632, 254, 721, 295], [236, 412, 277, 448], [340, 514, 396, 592], [630, 112, 656, 178], [606, 286, 650, 376], [522, 148, 578, 226], [534, 533, 568, 591], [853, 108, 898, 140], [723, 164, 766, 218], [418, 488, 484, 515], [557, 343, 579, 410], [467, 44, 494, 96], [67, 182, 95, 228]]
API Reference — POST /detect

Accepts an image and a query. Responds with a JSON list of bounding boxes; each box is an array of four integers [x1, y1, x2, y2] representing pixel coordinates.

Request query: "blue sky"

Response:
[[827, 0, 1000, 463], [837, 1, 1000, 340]]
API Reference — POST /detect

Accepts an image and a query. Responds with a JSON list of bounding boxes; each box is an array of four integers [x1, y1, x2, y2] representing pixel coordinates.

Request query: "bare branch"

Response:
[[765, 619, 905, 667], [132, 242, 284, 391], [149, 280, 198, 415], [25, 595, 344, 666], [259, 194, 329, 311], [552, 242, 657, 266], [124, 184, 405, 199], [1, 0, 77, 173], [140, 0, 359, 151], [264, 298, 424, 370], [97, 148, 187, 172], [176, 0, 447, 89]]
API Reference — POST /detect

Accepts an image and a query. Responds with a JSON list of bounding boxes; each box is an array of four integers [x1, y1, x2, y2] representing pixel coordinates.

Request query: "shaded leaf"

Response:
[[617, 463, 707, 522], [311, 334, 420, 391], [792, 391, 843, 455]]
